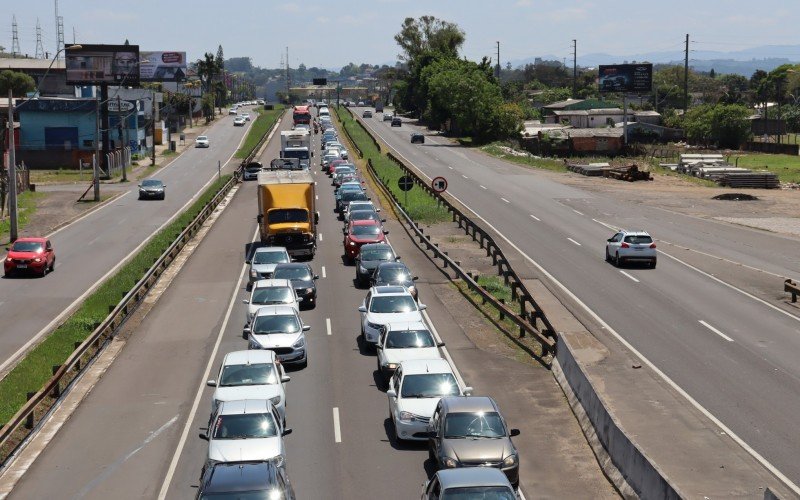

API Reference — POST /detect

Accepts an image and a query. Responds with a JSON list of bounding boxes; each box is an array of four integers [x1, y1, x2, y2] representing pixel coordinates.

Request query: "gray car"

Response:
[[197, 460, 295, 500], [421, 468, 516, 499], [371, 261, 419, 300], [247, 247, 291, 288], [355, 243, 398, 286], [424, 396, 520, 489], [138, 179, 165, 200]]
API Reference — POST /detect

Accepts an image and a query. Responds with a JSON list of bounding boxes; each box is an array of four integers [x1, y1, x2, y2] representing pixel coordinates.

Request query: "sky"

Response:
[[4, 0, 800, 69]]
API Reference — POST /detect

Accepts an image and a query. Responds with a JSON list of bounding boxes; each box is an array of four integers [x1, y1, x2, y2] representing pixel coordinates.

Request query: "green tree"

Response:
[[394, 16, 465, 62], [0, 70, 35, 96], [679, 104, 751, 148]]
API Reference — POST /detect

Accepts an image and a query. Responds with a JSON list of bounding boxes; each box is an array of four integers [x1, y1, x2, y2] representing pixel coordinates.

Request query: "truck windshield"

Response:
[[268, 209, 308, 224], [283, 150, 309, 160]]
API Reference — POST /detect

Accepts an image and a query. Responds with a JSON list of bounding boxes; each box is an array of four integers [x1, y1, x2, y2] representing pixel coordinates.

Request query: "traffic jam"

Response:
[[195, 103, 522, 499]]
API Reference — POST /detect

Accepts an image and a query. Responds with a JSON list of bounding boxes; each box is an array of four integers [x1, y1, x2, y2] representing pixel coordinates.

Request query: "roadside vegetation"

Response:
[[235, 108, 284, 159], [480, 143, 568, 173], [731, 153, 800, 183], [0, 175, 232, 423], [335, 107, 449, 224], [0, 191, 44, 245]]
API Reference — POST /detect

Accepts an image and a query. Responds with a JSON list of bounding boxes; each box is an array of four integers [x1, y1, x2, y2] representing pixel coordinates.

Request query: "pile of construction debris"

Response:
[[566, 162, 652, 182], [661, 154, 779, 189]]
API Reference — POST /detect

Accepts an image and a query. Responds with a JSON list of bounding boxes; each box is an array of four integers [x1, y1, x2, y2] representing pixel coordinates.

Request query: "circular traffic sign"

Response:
[[431, 176, 448, 193], [398, 175, 414, 192]]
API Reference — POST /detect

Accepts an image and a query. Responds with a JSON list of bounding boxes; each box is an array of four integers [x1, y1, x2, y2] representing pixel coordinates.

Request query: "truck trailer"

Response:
[[256, 170, 318, 258]]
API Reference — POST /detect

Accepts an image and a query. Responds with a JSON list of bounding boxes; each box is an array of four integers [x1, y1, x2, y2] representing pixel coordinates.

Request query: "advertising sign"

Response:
[[598, 64, 652, 93], [107, 100, 136, 113], [140, 51, 187, 82], [65, 44, 141, 85]]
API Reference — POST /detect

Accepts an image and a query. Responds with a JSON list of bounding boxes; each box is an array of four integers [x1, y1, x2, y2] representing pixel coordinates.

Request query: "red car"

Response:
[[4, 237, 56, 277], [327, 159, 348, 176], [343, 220, 388, 262]]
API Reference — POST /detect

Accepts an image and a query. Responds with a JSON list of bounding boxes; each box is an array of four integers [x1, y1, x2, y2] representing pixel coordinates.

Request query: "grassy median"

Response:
[[0, 191, 44, 245], [0, 175, 232, 423], [335, 107, 449, 224], [235, 108, 284, 159]]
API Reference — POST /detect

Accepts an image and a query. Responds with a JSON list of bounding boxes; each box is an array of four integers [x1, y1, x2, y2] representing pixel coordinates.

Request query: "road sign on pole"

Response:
[[432, 176, 447, 193], [398, 175, 413, 208]]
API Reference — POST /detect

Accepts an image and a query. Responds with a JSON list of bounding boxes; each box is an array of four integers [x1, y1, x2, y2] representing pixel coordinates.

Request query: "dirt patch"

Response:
[[19, 190, 117, 238]]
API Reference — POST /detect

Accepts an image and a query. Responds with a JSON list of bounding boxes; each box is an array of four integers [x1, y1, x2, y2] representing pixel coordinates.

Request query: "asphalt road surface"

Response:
[[354, 108, 800, 487], [0, 107, 259, 375], [8, 113, 614, 499]]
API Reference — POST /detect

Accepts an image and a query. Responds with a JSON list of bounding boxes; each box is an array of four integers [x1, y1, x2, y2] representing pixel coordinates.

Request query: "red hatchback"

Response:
[[343, 220, 388, 262], [4, 237, 56, 277]]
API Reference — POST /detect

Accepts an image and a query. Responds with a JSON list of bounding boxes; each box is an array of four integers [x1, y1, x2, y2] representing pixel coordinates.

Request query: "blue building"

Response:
[[17, 97, 98, 168]]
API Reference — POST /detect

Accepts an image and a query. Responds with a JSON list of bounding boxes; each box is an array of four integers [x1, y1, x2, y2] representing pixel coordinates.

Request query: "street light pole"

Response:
[[7, 89, 18, 242]]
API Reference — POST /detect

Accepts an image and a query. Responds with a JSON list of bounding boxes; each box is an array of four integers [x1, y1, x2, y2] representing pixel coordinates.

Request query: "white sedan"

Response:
[[206, 350, 290, 424], [205, 399, 291, 467], [195, 135, 210, 148], [376, 320, 443, 381], [243, 279, 302, 329], [387, 359, 471, 441], [359, 286, 426, 347], [247, 305, 309, 368]]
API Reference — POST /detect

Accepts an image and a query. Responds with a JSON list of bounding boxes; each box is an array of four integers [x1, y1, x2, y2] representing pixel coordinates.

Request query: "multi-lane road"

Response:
[[5, 111, 615, 499], [0, 109, 256, 376], [353, 108, 800, 487]]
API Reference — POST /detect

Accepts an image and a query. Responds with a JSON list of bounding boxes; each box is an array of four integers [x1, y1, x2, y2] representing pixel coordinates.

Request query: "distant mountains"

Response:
[[509, 45, 800, 76]]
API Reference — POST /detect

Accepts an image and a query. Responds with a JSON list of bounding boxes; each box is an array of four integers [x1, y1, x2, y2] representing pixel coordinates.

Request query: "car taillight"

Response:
[[621, 242, 630, 248], [650, 243, 657, 249]]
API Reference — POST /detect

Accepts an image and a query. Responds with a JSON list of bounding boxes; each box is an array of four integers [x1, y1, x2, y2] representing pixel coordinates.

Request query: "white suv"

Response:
[[359, 286, 427, 347], [247, 305, 310, 368], [605, 230, 657, 268]]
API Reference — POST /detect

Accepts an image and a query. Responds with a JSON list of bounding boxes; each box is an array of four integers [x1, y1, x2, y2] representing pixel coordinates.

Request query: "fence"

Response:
[[0, 173, 238, 467]]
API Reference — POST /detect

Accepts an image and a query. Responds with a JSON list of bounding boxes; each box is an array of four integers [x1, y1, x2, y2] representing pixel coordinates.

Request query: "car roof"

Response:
[[253, 279, 293, 289], [13, 237, 46, 243], [218, 398, 273, 415], [440, 396, 498, 413], [370, 285, 411, 295], [204, 461, 281, 493], [399, 358, 453, 375], [436, 467, 512, 489], [252, 304, 300, 317], [222, 349, 277, 366], [376, 261, 407, 271], [360, 243, 393, 251], [254, 246, 288, 254]]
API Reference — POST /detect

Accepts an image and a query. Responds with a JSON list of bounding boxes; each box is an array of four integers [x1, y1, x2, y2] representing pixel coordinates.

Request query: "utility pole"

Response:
[[117, 95, 127, 182], [684, 33, 690, 114], [151, 89, 157, 166], [7, 90, 18, 242], [94, 94, 100, 201], [495, 41, 501, 79], [286, 47, 290, 102], [572, 39, 577, 98]]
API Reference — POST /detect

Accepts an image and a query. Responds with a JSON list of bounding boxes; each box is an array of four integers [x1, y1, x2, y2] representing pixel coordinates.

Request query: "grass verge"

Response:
[[0, 174, 232, 423], [730, 153, 800, 183], [0, 191, 44, 244], [235, 108, 284, 159], [480, 142, 568, 172], [335, 107, 449, 224]]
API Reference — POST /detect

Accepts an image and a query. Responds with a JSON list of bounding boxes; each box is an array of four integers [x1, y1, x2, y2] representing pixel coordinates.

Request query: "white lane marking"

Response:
[[360, 126, 800, 495], [501, 198, 510, 204], [462, 174, 469, 179], [448, 166, 453, 170], [157, 227, 257, 500], [699, 320, 734, 342], [480, 185, 487, 190], [321, 266, 326, 278], [315, 194, 318, 200], [573, 209, 584, 216], [333, 407, 342, 443], [529, 214, 540, 221], [658, 239, 784, 279], [620, 271, 640, 283], [319, 233, 323, 242], [567, 237, 581, 246], [592, 218, 619, 231], [326, 318, 332, 336]]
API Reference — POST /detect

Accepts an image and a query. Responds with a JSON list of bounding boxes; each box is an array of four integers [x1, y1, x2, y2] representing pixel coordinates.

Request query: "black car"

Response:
[[355, 243, 398, 286], [410, 132, 424, 144], [138, 179, 166, 200], [337, 190, 369, 215], [273, 263, 319, 309], [372, 261, 419, 300], [391, 117, 402, 127], [196, 460, 295, 500]]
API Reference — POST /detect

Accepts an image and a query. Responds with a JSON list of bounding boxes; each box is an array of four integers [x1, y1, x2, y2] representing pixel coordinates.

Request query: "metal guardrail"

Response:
[[365, 157, 555, 355], [0, 173, 239, 467], [786, 279, 799, 303]]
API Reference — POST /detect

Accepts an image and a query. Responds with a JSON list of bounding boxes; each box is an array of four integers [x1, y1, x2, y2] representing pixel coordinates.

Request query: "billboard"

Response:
[[140, 51, 187, 82], [598, 64, 652, 93], [65, 44, 141, 85]]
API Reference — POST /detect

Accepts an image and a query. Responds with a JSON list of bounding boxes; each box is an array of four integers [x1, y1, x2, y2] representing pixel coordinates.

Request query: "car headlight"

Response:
[[349, 241, 356, 246], [367, 322, 382, 330], [33, 258, 42, 263], [358, 265, 367, 273], [5, 258, 12, 263], [249, 337, 261, 349], [250, 270, 258, 278], [383, 363, 398, 370], [503, 453, 518, 467], [303, 287, 314, 294], [442, 457, 458, 468], [292, 338, 305, 349], [398, 411, 419, 422], [269, 395, 282, 406]]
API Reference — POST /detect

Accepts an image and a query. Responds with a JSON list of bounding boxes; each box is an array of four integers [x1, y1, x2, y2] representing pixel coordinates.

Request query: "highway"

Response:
[[353, 108, 800, 486], [0, 108, 258, 375], [7, 112, 614, 498]]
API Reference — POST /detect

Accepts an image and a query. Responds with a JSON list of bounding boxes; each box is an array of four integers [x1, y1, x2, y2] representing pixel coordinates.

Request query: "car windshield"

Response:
[[624, 235, 653, 244], [212, 413, 278, 439], [274, 267, 312, 281], [360, 247, 393, 261], [141, 180, 162, 187], [268, 209, 308, 224], [251, 287, 294, 305], [335, 167, 355, 175], [343, 192, 368, 202], [441, 486, 516, 500], [377, 267, 411, 283], [197, 136, 208, 141], [444, 412, 506, 439], [352, 225, 381, 236], [401, 373, 459, 398], [369, 295, 417, 313], [386, 330, 435, 348], [252, 251, 289, 264], [252, 314, 301, 334], [11, 241, 43, 252], [219, 363, 279, 387], [349, 211, 379, 223]]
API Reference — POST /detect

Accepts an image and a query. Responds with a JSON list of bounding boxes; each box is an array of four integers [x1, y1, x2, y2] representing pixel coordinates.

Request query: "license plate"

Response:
[[634, 248, 644, 251], [17, 264, 27, 269]]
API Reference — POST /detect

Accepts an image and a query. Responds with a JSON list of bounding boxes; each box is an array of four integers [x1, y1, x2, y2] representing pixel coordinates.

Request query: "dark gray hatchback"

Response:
[[196, 460, 295, 499]]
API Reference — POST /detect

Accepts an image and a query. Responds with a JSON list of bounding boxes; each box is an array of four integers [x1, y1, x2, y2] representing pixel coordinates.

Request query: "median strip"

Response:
[[234, 108, 284, 159]]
